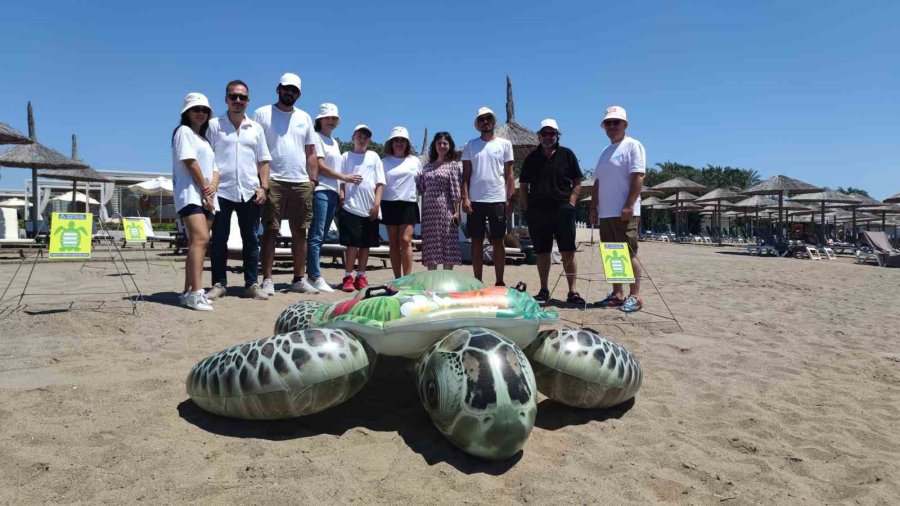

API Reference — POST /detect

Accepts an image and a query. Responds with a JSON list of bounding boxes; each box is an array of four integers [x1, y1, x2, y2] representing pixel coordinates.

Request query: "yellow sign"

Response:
[[123, 217, 147, 243], [49, 212, 93, 259], [599, 242, 635, 283]]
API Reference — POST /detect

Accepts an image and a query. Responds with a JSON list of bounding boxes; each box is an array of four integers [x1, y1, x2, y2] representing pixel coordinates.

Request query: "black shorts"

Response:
[[380, 200, 420, 225], [339, 208, 381, 248], [178, 203, 212, 219], [526, 202, 576, 254], [466, 201, 507, 240], [598, 216, 639, 255]]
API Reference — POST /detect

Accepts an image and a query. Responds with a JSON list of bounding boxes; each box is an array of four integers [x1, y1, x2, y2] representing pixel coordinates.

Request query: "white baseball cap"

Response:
[[539, 118, 560, 132], [353, 124, 372, 137], [473, 106, 496, 128], [279, 72, 302, 91], [386, 126, 410, 144], [181, 92, 211, 114], [602, 106, 628, 124], [316, 103, 340, 120]]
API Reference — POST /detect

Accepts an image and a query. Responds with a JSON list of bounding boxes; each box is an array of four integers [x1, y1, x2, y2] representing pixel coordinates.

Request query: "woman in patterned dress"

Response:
[[418, 132, 462, 270]]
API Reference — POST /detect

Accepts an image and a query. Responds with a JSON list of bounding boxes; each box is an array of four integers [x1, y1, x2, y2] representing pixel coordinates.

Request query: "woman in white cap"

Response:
[[418, 132, 462, 270], [380, 126, 422, 278], [171, 92, 219, 311], [339, 125, 385, 292], [306, 103, 363, 292]]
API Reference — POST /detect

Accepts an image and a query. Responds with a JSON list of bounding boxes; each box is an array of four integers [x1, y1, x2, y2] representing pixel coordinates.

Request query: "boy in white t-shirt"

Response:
[[338, 125, 385, 292], [588, 106, 646, 313], [461, 107, 515, 286]]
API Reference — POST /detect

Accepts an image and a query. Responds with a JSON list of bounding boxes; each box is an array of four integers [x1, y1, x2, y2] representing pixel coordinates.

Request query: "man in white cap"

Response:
[[461, 107, 515, 286], [519, 119, 584, 305], [206, 80, 272, 301], [589, 106, 646, 313], [252, 72, 322, 295]]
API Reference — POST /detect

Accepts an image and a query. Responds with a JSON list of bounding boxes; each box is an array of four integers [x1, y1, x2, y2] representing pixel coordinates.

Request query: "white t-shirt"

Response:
[[461, 137, 514, 203], [251, 105, 320, 183], [594, 136, 646, 218], [316, 133, 342, 194], [381, 156, 422, 202], [206, 115, 272, 203], [172, 126, 219, 212], [341, 151, 386, 218]]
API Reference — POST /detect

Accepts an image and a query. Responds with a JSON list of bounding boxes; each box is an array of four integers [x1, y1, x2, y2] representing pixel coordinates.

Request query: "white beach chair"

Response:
[[0, 207, 36, 248]]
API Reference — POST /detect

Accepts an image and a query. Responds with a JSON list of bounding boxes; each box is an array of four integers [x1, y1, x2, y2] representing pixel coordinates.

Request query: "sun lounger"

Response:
[[860, 231, 900, 267], [0, 208, 38, 250]]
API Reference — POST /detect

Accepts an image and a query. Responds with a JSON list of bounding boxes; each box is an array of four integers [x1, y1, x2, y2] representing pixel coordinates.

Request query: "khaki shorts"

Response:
[[598, 216, 639, 255], [263, 180, 313, 230]]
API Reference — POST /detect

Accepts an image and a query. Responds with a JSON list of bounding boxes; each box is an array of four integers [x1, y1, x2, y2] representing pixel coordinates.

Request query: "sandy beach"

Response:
[[0, 241, 898, 504]]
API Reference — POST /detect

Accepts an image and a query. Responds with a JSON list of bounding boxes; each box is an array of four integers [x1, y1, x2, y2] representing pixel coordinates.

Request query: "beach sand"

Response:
[[0, 242, 898, 504]]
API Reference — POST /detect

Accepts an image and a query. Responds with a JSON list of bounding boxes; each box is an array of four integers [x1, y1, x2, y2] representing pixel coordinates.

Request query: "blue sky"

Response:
[[1, 0, 897, 198]]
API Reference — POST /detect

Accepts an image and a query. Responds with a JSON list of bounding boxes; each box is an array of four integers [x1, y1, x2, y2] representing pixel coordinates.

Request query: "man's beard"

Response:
[[278, 94, 297, 107]]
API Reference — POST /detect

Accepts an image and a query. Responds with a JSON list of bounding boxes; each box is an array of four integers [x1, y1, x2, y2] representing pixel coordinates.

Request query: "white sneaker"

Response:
[[182, 291, 213, 311], [290, 278, 320, 294], [310, 276, 334, 293], [261, 277, 276, 296]]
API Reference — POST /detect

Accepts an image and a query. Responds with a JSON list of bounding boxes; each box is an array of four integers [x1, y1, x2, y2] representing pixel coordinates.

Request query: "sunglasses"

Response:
[[477, 115, 494, 123], [603, 119, 624, 127], [227, 93, 249, 102], [188, 107, 210, 114], [539, 130, 558, 137]]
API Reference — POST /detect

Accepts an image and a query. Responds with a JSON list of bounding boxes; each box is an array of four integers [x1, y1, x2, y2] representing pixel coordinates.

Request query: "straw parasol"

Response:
[[884, 192, 900, 204], [640, 185, 663, 198], [0, 122, 32, 145], [695, 188, 741, 242], [650, 178, 706, 236], [732, 195, 778, 236], [0, 103, 89, 234], [494, 76, 538, 162], [742, 175, 822, 237], [39, 134, 111, 209], [856, 202, 900, 230], [789, 190, 860, 243]]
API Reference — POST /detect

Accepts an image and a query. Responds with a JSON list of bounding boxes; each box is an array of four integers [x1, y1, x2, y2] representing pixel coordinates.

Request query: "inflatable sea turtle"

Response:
[[186, 271, 642, 460]]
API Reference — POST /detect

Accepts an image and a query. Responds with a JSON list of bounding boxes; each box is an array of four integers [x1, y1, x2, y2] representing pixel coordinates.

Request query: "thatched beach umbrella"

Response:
[[650, 178, 706, 236], [857, 202, 900, 230], [789, 190, 859, 243], [696, 188, 741, 242], [494, 76, 538, 162], [732, 195, 778, 237], [742, 175, 822, 237], [0, 122, 32, 145], [0, 103, 88, 235], [40, 134, 111, 210], [884, 192, 900, 204], [641, 185, 663, 198]]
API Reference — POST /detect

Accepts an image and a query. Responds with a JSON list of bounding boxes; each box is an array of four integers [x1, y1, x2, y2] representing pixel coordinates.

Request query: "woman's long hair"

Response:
[[171, 110, 211, 146], [428, 131, 457, 163]]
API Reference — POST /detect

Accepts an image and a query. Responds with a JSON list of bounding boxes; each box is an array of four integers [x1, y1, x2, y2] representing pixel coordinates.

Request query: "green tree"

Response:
[[837, 186, 870, 197]]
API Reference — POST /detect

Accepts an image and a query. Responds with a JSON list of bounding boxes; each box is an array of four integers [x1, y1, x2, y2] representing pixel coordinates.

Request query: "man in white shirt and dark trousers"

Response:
[[589, 106, 646, 313], [205, 80, 273, 301], [461, 107, 515, 286], [252, 72, 321, 295]]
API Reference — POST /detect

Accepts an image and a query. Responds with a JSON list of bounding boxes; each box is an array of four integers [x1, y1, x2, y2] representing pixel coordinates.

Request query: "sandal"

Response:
[[566, 292, 586, 305], [534, 288, 550, 302]]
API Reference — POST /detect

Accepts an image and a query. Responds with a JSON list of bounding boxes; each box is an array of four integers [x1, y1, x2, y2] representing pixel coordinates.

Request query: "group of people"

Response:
[[171, 72, 646, 313]]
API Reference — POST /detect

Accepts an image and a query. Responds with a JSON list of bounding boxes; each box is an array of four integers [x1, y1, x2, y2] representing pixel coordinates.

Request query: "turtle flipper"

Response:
[[274, 300, 331, 334], [186, 328, 375, 419], [525, 329, 642, 409], [413, 327, 537, 460]]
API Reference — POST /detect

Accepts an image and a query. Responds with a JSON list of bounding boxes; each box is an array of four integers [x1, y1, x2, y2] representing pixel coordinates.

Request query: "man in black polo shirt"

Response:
[[519, 119, 584, 305]]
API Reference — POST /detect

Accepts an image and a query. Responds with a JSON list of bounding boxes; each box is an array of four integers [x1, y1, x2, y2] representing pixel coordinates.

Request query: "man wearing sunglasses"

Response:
[[205, 80, 273, 301], [252, 72, 322, 296], [589, 106, 646, 313], [461, 107, 515, 286], [519, 119, 584, 306]]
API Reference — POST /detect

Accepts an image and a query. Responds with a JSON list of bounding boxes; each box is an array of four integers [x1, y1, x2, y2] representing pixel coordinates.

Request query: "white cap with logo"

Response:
[[473, 106, 496, 128], [279, 72, 302, 91], [181, 92, 211, 114], [539, 118, 560, 132], [386, 126, 410, 144], [316, 103, 340, 120], [602, 106, 628, 124]]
